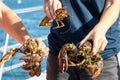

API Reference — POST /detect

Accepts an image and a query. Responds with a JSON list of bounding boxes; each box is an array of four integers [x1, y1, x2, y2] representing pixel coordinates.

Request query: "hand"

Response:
[[34, 38, 49, 56], [44, 0, 62, 19], [80, 25, 108, 55], [20, 38, 49, 75]]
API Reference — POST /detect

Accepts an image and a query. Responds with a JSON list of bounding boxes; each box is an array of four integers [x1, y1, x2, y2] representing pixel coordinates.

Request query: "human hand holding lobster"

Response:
[[40, 6, 72, 29], [20, 38, 49, 76], [58, 41, 103, 79], [0, 38, 49, 77]]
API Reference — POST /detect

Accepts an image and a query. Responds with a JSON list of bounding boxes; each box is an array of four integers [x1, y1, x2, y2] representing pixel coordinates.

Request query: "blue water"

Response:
[[0, 0, 50, 80]]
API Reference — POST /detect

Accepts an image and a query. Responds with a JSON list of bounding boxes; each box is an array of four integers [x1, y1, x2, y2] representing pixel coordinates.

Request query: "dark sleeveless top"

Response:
[[48, 0, 120, 59]]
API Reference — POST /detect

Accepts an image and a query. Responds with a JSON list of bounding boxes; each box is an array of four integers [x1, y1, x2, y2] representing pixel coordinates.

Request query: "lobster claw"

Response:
[[91, 61, 103, 79], [29, 66, 41, 77], [87, 55, 103, 79], [58, 43, 78, 73], [20, 55, 31, 62], [58, 46, 68, 73], [0, 48, 23, 66]]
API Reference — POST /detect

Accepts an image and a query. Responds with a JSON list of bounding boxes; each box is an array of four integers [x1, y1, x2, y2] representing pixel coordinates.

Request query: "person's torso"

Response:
[[49, 0, 120, 59]]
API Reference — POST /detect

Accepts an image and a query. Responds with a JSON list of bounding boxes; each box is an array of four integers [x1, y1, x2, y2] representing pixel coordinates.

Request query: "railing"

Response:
[[14, 6, 43, 14], [0, 34, 9, 80]]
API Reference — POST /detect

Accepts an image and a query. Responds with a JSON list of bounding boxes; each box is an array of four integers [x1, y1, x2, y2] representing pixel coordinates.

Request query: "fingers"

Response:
[[45, 0, 55, 19], [42, 46, 49, 56], [44, 0, 62, 19], [44, 3, 52, 19], [92, 38, 100, 55], [79, 36, 92, 53], [53, 0, 62, 12], [98, 40, 108, 52], [80, 35, 108, 55], [79, 33, 92, 46], [92, 38, 108, 55], [35, 38, 49, 56]]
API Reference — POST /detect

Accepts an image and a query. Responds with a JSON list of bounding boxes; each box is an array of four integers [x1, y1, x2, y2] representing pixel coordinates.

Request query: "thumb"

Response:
[[80, 37, 89, 47]]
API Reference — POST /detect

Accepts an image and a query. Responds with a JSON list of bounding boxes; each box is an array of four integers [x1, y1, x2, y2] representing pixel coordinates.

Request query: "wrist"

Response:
[[95, 23, 110, 34], [21, 36, 31, 46]]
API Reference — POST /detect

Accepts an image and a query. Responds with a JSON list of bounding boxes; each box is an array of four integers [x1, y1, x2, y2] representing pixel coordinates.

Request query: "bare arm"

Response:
[[80, 0, 120, 55], [0, 1, 49, 56], [96, 0, 120, 34], [0, 1, 30, 45]]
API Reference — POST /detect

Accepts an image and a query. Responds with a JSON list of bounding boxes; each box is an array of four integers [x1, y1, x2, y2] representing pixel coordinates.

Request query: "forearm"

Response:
[[96, 0, 120, 34], [0, 2, 30, 45]]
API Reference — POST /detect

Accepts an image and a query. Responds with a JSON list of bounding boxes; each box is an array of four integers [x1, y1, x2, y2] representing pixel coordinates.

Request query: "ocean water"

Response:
[[0, 0, 50, 80]]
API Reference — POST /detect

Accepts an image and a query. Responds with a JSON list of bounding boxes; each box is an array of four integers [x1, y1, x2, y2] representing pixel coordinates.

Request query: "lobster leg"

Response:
[[53, 20, 64, 29], [0, 48, 24, 65]]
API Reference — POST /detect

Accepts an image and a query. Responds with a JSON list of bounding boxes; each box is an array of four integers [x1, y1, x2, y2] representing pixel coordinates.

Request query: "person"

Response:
[[43, 0, 120, 80], [0, 1, 49, 56]]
